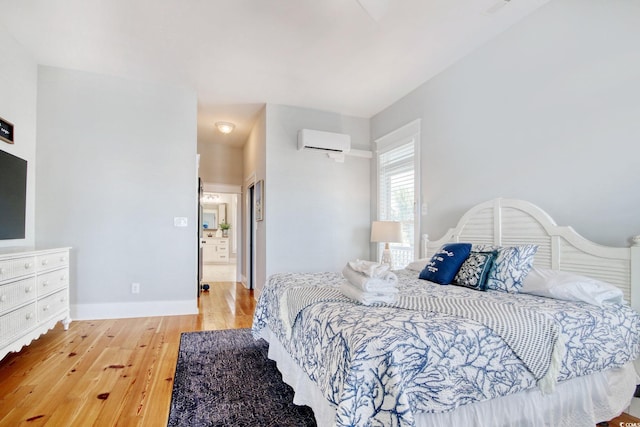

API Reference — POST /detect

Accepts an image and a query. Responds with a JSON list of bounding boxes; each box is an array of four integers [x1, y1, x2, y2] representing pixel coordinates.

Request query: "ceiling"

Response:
[[0, 0, 549, 148]]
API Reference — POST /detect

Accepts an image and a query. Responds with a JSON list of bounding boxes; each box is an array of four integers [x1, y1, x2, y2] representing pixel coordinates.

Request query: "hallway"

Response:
[[202, 257, 238, 283]]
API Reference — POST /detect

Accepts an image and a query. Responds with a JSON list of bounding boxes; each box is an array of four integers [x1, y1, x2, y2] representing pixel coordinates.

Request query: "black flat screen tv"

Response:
[[0, 149, 27, 240]]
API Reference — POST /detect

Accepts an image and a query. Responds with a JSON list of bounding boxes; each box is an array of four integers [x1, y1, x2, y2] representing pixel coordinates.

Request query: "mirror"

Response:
[[202, 209, 218, 230]]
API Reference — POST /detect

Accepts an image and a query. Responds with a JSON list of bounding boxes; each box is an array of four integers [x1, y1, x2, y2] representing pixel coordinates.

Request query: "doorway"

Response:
[[200, 188, 241, 283]]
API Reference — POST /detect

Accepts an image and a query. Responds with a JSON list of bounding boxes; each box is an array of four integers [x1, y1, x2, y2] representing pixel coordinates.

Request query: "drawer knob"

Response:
[[26, 312, 33, 320], [24, 263, 32, 269], [25, 286, 33, 293], [0, 295, 6, 302], [0, 268, 5, 274], [43, 280, 49, 287], [61, 256, 67, 262], [42, 259, 49, 266], [43, 304, 50, 311], [61, 276, 66, 281]]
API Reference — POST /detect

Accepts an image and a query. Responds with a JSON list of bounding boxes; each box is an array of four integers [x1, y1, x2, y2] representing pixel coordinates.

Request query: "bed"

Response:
[[251, 198, 640, 426]]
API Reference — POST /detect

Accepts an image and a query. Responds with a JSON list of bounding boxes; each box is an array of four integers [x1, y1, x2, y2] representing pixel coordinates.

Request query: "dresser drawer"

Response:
[[37, 268, 69, 296], [0, 260, 10, 281], [36, 251, 69, 272], [38, 290, 68, 322], [0, 256, 36, 282], [0, 277, 36, 315], [0, 303, 38, 346]]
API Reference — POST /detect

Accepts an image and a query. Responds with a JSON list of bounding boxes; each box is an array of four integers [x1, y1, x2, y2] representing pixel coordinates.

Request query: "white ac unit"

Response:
[[297, 129, 351, 153]]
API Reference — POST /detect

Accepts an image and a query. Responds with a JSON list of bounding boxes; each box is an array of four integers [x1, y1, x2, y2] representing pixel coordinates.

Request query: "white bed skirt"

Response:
[[258, 327, 638, 427]]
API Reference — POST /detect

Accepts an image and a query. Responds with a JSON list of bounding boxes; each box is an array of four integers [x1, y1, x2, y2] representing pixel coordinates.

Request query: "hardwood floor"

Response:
[[0, 281, 255, 426], [0, 281, 637, 426]]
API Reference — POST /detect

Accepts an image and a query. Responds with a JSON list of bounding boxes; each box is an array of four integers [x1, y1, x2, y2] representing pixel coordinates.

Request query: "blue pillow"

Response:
[[419, 243, 472, 285], [453, 251, 496, 290]]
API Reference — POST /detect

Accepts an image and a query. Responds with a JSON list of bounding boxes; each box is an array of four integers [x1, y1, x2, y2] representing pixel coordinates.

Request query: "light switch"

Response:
[[174, 217, 188, 227]]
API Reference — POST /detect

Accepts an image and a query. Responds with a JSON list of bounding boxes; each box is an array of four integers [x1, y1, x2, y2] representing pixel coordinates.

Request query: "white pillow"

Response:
[[520, 267, 625, 307], [406, 258, 430, 272]]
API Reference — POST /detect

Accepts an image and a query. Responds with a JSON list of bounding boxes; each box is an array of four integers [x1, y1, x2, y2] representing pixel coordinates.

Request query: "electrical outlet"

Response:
[[131, 282, 140, 294]]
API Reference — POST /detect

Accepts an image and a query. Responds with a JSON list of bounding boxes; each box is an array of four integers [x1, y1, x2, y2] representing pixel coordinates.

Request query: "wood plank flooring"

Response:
[[0, 281, 254, 426], [0, 281, 637, 426]]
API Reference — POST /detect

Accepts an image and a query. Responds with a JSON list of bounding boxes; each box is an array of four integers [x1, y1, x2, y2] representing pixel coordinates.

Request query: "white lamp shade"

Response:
[[370, 221, 402, 243]]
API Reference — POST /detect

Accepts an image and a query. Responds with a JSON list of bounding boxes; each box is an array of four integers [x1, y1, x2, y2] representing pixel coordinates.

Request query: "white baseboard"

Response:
[[71, 299, 198, 321]]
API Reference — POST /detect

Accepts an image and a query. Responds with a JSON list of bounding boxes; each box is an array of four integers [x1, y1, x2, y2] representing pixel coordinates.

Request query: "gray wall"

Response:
[[262, 104, 371, 293], [371, 0, 640, 247], [36, 66, 198, 319], [0, 29, 37, 248], [242, 106, 267, 291]]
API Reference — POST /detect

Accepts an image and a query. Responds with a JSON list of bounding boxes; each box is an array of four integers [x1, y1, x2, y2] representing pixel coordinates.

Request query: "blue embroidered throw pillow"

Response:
[[419, 243, 472, 285], [453, 251, 496, 290], [485, 245, 538, 293]]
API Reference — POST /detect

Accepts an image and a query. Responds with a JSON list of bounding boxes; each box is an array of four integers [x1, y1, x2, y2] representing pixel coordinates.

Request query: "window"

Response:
[[376, 120, 420, 269]]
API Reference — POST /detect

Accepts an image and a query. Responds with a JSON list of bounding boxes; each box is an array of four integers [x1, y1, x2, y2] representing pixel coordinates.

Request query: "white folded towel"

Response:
[[347, 259, 390, 278], [340, 280, 398, 306], [342, 264, 398, 292]]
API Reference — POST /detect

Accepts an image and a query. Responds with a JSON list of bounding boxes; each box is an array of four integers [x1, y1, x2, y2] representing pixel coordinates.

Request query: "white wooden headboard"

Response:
[[424, 198, 640, 311]]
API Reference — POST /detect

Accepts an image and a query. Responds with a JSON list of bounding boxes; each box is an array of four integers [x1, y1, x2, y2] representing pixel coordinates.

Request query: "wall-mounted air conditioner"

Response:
[[297, 129, 351, 153]]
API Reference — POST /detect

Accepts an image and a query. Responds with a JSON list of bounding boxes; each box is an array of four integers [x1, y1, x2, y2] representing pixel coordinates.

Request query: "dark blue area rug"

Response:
[[168, 328, 317, 426]]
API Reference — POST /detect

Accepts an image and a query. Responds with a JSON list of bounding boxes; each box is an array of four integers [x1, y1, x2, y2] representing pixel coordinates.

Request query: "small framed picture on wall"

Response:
[[256, 179, 264, 221], [0, 117, 14, 144]]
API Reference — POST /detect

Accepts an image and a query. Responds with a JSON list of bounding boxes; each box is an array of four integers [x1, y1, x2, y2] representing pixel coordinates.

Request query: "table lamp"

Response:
[[371, 221, 402, 267]]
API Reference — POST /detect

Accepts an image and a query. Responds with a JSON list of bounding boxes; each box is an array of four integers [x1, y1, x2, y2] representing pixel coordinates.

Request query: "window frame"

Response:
[[374, 119, 421, 267]]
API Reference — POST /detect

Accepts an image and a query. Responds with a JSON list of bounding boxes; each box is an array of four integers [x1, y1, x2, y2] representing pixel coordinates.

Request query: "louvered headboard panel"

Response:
[[557, 238, 631, 303], [457, 205, 495, 245], [424, 198, 639, 311]]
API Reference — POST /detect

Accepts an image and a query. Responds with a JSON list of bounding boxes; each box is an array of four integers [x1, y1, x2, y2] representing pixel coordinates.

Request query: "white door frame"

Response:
[[201, 182, 243, 281], [243, 173, 257, 290]]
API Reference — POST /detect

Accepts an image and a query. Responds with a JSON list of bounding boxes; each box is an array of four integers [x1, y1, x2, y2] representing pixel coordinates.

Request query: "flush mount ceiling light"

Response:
[[215, 121, 235, 134]]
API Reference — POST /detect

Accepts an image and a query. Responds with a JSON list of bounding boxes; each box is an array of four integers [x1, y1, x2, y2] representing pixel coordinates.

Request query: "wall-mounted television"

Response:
[[0, 149, 27, 240]]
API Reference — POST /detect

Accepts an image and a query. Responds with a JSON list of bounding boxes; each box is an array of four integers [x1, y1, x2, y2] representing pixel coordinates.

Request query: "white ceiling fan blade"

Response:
[[357, 0, 390, 22]]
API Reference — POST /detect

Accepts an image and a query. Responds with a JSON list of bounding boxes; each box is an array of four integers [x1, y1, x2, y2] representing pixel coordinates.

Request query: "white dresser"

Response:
[[0, 247, 71, 361]]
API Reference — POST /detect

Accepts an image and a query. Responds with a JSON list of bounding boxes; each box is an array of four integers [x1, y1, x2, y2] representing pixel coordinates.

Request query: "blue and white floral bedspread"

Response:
[[252, 270, 640, 427]]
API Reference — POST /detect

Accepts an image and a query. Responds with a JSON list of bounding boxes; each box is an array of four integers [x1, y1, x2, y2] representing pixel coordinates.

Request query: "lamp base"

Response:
[[380, 243, 393, 268]]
